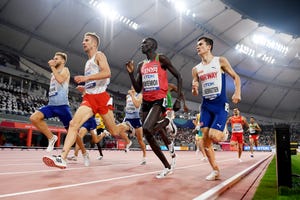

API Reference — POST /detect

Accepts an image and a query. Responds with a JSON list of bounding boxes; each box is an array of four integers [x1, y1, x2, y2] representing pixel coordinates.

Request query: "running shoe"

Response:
[[46, 135, 58, 152], [250, 154, 254, 158], [140, 157, 146, 165], [103, 130, 111, 137], [67, 155, 78, 161], [42, 155, 67, 169], [125, 140, 132, 153], [97, 155, 103, 160], [166, 118, 177, 137], [156, 167, 173, 179], [206, 170, 220, 181], [83, 152, 90, 167]]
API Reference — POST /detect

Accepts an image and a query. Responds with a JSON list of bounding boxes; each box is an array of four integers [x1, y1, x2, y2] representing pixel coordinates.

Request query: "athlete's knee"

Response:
[[30, 113, 42, 123]]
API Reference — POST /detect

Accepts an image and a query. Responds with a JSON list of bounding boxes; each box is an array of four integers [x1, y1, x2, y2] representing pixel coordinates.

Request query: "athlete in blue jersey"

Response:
[[30, 52, 72, 152], [192, 37, 241, 181]]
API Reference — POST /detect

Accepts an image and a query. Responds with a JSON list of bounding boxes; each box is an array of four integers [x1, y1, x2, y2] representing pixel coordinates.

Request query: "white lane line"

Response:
[[0, 158, 237, 198], [193, 154, 274, 200]]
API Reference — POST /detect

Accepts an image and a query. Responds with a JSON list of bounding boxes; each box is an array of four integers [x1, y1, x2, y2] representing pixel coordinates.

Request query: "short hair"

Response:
[[146, 37, 157, 51], [84, 32, 100, 47], [55, 52, 67, 63], [198, 36, 214, 51]]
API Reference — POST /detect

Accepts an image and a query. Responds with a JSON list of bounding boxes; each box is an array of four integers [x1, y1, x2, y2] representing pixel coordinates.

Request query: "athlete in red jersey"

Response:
[[126, 37, 182, 179], [226, 108, 248, 162]]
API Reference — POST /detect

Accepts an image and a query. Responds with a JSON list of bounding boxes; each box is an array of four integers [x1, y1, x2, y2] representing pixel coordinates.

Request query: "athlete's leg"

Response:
[[61, 105, 93, 160], [203, 128, 220, 172], [30, 111, 54, 140], [142, 105, 171, 169], [135, 127, 146, 158]]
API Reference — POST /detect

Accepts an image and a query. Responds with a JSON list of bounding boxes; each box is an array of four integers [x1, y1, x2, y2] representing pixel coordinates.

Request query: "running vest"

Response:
[[230, 116, 244, 133], [194, 57, 226, 101], [125, 94, 141, 119], [95, 113, 105, 129], [166, 91, 172, 109], [141, 54, 168, 101], [84, 52, 110, 94], [48, 68, 69, 106], [249, 123, 259, 135]]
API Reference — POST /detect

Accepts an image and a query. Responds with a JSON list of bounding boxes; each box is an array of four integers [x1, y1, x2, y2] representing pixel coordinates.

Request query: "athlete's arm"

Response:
[[126, 60, 143, 93], [130, 92, 142, 108], [192, 67, 199, 96], [243, 116, 249, 129], [49, 63, 70, 84], [256, 123, 262, 132], [220, 56, 241, 104]]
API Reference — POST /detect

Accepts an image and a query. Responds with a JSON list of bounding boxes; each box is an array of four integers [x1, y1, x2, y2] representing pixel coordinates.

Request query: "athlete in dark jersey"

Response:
[[126, 37, 182, 179]]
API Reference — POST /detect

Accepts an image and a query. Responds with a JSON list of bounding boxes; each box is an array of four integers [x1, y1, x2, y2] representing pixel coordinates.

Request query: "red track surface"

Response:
[[0, 149, 272, 200]]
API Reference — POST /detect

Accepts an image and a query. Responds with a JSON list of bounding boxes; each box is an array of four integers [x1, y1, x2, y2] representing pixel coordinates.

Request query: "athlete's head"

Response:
[[54, 52, 67, 67], [197, 37, 213, 55], [233, 108, 240, 116], [82, 32, 100, 52], [141, 37, 157, 54], [250, 116, 255, 123]]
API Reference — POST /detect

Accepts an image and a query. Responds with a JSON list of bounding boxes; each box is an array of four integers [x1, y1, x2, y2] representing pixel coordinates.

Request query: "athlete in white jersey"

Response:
[[192, 36, 241, 181], [43, 32, 132, 169]]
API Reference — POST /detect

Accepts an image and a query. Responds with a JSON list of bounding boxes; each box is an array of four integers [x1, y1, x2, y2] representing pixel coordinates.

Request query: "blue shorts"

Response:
[[39, 105, 72, 129], [200, 101, 229, 132], [82, 117, 97, 131], [123, 118, 142, 129]]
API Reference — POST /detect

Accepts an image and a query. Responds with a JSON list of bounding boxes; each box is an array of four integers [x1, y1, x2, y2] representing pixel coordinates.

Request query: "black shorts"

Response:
[[142, 98, 167, 114]]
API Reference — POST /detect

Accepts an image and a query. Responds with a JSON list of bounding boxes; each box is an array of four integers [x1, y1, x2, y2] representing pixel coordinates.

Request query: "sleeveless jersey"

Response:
[[249, 123, 259, 135], [48, 69, 69, 106], [141, 54, 168, 101], [194, 57, 226, 102], [230, 116, 244, 133], [166, 91, 172, 109], [125, 94, 141, 119], [95, 113, 105, 129], [84, 53, 110, 94]]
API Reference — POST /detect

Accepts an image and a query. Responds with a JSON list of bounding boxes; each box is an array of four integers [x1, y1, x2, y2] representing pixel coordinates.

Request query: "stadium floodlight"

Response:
[[252, 34, 288, 55], [87, 0, 139, 30]]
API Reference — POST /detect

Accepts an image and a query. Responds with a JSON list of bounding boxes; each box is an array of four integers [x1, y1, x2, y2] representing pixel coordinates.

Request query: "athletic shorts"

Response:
[[81, 92, 114, 115], [200, 102, 229, 131], [249, 134, 259, 141], [142, 98, 167, 114], [82, 117, 97, 131], [231, 133, 244, 144], [39, 105, 72, 129], [123, 118, 142, 129]]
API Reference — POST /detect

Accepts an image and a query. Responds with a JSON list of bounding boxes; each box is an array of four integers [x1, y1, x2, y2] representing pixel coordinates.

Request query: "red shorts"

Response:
[[231, 133, 244, 144], [249, 134, 259, 141], [81, 92, 114, 115]]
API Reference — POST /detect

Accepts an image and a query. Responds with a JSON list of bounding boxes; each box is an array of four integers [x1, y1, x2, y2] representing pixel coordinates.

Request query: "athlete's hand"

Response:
[[126, 60, 134, 74], [74, 75, 87, 84], [232, 92, 241, 104], [48, 59, 56, 68], [173, 98, 181, 112]]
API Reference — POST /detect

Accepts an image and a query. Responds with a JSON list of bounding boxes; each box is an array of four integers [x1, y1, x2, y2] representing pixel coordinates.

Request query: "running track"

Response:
[[0, 149, 273, 200]]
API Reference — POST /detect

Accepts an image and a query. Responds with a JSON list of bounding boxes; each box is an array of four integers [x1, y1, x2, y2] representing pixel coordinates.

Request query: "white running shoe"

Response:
[[103, 130, 111, 137], [67, 155, 78, 161], [140, 157, 146, 165], [156, 168, 173, 179], [239, 158, 243, 162], [201, 157, 207, 161], [166, 118, 177, 137], [42, 155, 67, 169], [83, 152, 90, 167], [46, 135, 58, 152], [97, 155, 103, 160], [125, 140, 132, 153], [206, 170, 220, 181], [221, 126, 229, 141]]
